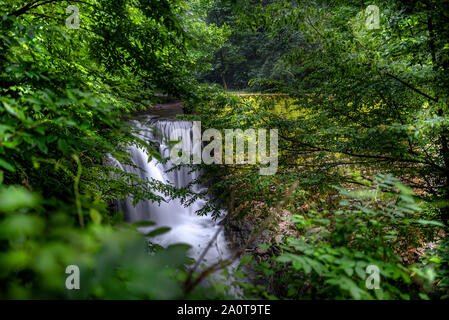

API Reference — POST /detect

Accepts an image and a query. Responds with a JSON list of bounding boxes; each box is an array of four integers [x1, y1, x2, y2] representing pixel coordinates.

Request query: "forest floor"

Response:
[[151, 100, 185, 112], [130, 96, 185, 118]]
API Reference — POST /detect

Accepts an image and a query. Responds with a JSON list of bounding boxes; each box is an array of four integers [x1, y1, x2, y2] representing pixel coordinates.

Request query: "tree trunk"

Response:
[[221, 73, 228, 91], [220, 49, 228, 91]]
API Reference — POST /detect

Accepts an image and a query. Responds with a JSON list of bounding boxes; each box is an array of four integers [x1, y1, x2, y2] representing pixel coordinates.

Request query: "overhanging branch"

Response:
[[385, 72, 439, 102]]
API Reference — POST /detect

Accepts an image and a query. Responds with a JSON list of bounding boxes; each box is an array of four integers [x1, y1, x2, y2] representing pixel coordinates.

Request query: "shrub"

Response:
[[248, 175, 445, 300]]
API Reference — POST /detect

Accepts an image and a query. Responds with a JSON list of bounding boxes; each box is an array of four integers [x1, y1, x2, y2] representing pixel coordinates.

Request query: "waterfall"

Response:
[[113, 116, 239, 293]]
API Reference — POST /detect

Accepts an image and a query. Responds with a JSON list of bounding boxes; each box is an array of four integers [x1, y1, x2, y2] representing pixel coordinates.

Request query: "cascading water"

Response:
[[112, 116, 239, 294]]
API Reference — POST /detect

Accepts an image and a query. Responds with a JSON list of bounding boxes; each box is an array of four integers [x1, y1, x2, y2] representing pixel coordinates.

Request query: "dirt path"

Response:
[[151, 100, 184, 112]]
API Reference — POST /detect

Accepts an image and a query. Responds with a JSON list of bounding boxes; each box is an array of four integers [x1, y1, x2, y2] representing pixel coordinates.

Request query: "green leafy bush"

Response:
[[248, 175, 445, 300], [0, 1, 229, 300], [0, 185, 195, 299]]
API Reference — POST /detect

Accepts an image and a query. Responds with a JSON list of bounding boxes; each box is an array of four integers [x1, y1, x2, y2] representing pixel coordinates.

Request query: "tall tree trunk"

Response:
[[221, 73, 228, 91], [220, 49, 228, 91]]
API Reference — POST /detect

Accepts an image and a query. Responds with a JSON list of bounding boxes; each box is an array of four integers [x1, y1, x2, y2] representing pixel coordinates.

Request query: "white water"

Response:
[[112, 117, 239, 293]]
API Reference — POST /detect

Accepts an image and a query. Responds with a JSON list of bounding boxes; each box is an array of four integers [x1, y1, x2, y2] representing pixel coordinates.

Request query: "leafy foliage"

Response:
[[2, 0, 449, 301], [245, 175, 444, 300], [0, 0, 229, 299]]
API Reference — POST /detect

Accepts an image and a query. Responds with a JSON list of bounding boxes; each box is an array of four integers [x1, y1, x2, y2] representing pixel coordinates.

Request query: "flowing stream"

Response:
[[112, 116, 239, 294]]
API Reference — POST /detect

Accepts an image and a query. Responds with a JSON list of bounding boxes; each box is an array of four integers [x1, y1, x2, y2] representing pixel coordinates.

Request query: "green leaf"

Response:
[[57, 139, 69, 155], [145, 227, 171, 237], [0, 158, 15, 172], [89, 208, 102, 225], [416, 220, 445, 227], [0, 186, 38, 212], [132, 221, 156, 228]]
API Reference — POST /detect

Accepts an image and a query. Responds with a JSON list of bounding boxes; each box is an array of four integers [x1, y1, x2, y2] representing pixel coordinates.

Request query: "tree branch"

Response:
[[384, 72, 439, 102]]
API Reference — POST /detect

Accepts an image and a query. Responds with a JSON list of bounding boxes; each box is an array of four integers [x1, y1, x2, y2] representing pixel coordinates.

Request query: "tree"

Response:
[[195, 0, 305, 91], [0, 0, 229, 298], [219, 0, 449, 224]]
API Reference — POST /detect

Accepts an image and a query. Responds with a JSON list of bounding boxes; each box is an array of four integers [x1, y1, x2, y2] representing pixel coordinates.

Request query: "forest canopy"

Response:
[[1, 0, 449, 301]]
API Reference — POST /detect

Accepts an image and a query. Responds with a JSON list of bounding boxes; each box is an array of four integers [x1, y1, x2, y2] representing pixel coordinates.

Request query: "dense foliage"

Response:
[[187, 0, 449, 299], [195, 0, 304, 91], [0, 0, 229, 299], [1, 0, 449, 300]]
